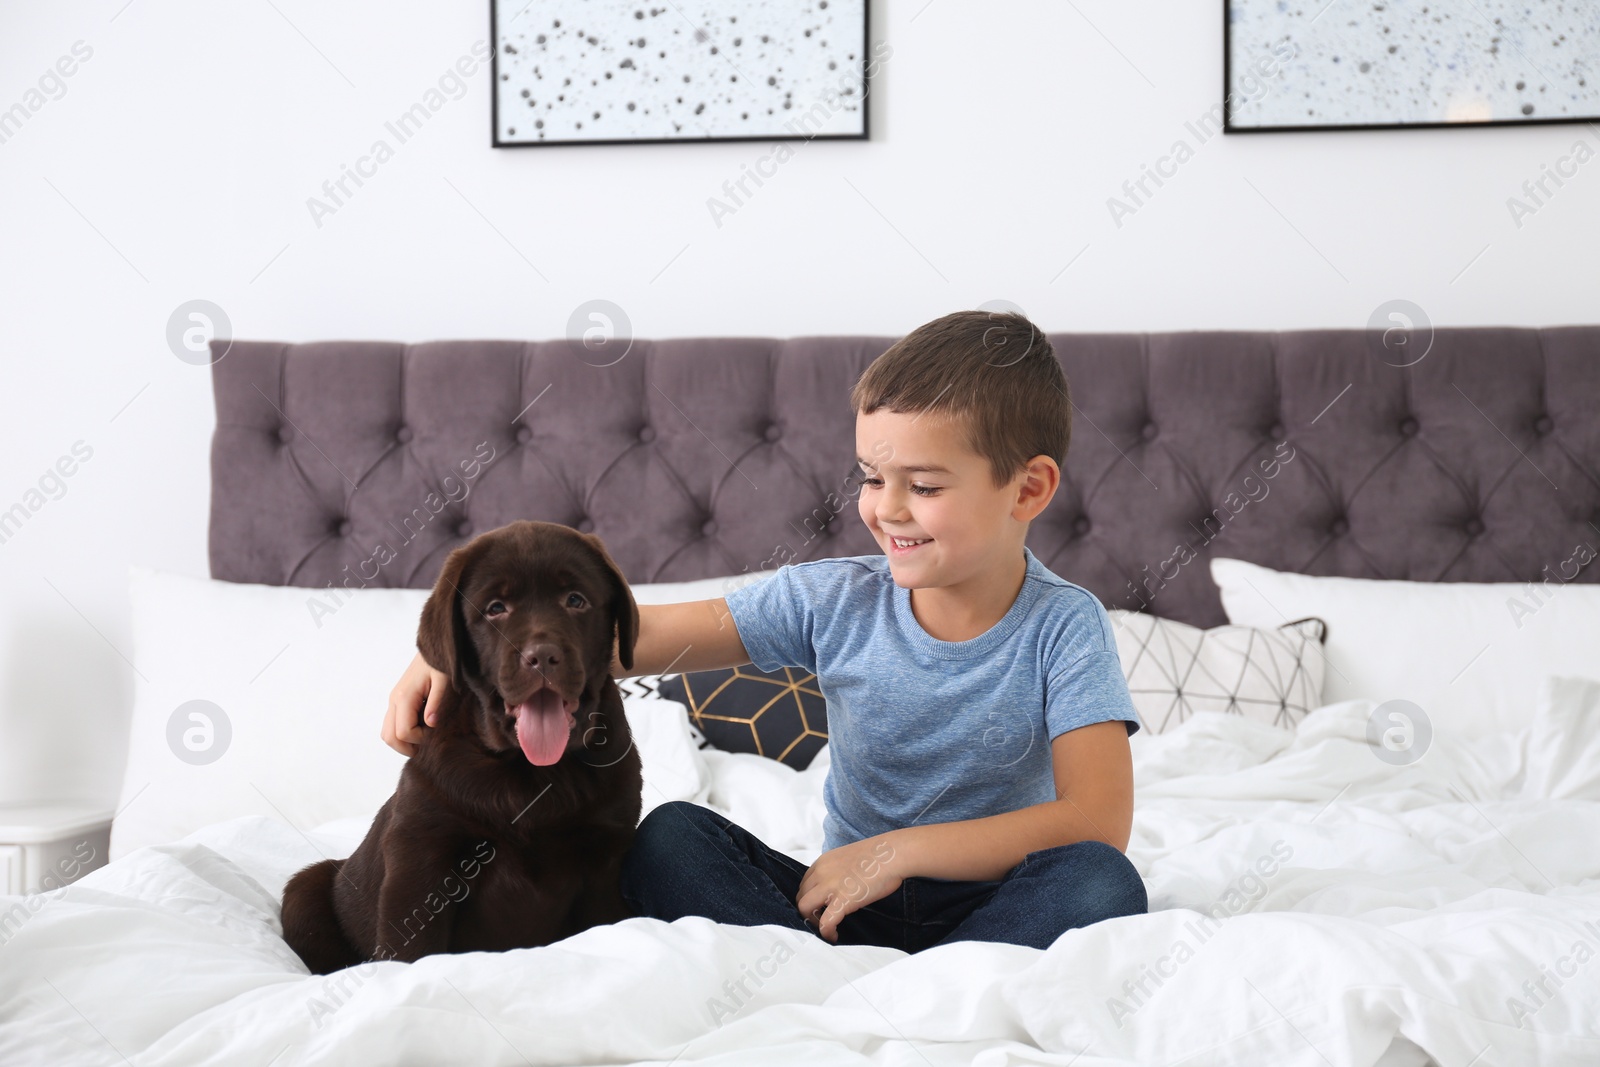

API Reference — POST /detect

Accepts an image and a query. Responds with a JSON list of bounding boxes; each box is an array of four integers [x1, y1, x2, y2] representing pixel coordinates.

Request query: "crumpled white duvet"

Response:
[[5, 677, 1600, 1067]]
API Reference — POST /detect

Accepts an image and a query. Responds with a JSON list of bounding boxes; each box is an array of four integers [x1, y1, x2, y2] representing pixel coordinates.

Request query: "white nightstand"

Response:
[[0, 802, 114, 896]]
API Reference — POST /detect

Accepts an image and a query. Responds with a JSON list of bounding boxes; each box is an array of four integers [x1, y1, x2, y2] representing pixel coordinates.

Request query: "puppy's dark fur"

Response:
[[280, 520, 643, 974]]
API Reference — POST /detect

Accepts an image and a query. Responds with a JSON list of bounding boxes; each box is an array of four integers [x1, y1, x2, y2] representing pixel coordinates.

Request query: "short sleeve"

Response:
[[721, 566, 817, 675], [1045, 650, 1142, 740]]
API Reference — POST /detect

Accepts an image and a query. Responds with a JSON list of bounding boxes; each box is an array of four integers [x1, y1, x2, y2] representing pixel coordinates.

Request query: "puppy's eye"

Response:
[[565, 592, 588, 609], [485, 600, 508, 617]]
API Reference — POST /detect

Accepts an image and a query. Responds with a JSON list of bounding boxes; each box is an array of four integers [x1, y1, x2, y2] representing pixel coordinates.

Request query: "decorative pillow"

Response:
[[1209, 555, 1600, 738], [658, 666, 829, 770], [1108, 610, 1328, 734], [614, 675, 668, 701], [614, 673, 713, 753], [653, 611, 1329, 762]]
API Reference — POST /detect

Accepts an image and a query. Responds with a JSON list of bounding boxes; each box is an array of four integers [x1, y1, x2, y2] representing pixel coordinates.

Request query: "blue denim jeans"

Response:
[[619, 800, 1148, 953]]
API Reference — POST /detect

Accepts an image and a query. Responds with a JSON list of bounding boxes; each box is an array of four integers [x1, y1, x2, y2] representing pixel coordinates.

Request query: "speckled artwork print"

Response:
[[494, 0, 867, 144], [1228, 0, 1600, 128]]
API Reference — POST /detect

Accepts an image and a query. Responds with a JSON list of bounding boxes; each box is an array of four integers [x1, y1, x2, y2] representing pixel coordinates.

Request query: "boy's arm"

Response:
[[883, 721, 1134, 882], [609, 598, 753, 678]]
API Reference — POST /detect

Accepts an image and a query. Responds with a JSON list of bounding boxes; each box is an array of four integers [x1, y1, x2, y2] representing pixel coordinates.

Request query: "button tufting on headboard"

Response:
[[208, 328, 1600, 627]]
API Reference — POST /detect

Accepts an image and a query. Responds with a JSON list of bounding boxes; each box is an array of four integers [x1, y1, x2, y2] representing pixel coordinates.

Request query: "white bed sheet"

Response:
[[5, 679, 1600, 1066]]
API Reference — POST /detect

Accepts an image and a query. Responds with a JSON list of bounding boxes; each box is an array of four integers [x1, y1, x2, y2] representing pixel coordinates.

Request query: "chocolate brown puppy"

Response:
[[280, 520, 643, 974]]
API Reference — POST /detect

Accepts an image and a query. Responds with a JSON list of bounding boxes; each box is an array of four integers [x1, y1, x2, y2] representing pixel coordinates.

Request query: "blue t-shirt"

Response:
[[722, 545, 1141, 853]]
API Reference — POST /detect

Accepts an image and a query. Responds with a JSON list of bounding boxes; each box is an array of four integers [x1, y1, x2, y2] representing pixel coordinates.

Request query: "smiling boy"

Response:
[[384, 308, 1147, 953]]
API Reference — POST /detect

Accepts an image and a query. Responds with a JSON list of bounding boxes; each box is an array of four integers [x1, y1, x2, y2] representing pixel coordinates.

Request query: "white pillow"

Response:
[[113, 565, 766, 860], [627, 569, 775, 605], [1107, 609, 1326, 734], [1209, 556, 1600, 738], [628, 697, 710, 818]]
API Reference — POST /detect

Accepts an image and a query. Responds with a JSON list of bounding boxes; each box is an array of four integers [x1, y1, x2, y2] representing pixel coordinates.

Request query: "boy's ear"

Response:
[[417, 540, 483, 694], [582, 532, 638, 673]]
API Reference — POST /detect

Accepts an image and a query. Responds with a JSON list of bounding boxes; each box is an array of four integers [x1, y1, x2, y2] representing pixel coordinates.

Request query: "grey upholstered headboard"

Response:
[[208, 328, 1600, 628]]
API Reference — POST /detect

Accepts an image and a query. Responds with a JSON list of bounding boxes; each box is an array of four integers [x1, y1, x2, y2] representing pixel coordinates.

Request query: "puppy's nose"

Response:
[[522, 642, 563, 673]]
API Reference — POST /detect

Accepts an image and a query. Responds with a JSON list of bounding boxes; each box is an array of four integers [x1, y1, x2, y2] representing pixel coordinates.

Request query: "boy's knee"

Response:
[[623, 802, 714, 879], [622, 802, 684, 907], [621, 802, 729, 918], [636, 799, 697, 834], [630, 800, 690, 851], [1029, 839, 1148, 921]]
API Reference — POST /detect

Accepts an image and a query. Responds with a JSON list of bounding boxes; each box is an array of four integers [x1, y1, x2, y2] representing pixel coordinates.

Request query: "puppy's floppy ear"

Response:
[[417, 540, 482, 693], [582, 532, 639, 673]]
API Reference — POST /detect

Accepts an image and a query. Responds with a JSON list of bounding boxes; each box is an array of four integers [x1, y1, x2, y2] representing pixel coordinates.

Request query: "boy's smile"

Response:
[[854, 408, 1059, 643]]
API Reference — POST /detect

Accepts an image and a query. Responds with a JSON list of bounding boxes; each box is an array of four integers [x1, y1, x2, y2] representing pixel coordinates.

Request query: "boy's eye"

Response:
[[859, 475, 939, 497]]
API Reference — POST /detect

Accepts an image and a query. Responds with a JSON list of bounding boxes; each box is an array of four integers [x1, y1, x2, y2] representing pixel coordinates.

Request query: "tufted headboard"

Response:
[[208, 328, 1600, 628]]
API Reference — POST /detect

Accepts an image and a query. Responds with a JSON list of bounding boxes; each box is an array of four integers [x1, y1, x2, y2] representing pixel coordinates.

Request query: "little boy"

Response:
[[383, 309, 1146, 953]]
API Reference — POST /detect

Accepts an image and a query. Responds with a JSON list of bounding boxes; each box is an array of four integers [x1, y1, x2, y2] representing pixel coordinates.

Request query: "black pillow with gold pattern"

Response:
[[657, 665, 829, 770]]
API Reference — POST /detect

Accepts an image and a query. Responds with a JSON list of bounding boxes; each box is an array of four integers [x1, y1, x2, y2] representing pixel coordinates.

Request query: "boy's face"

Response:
[[854, 408, 1026, 586]]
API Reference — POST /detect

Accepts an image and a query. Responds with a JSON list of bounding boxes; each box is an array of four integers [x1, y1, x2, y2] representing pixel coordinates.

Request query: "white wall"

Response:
[[1, 0, 1595, 808]]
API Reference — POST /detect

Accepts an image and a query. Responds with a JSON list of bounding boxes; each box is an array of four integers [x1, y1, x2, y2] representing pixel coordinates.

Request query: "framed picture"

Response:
[[491, 0, 872, 147], [1224, 0, 1600, 132]]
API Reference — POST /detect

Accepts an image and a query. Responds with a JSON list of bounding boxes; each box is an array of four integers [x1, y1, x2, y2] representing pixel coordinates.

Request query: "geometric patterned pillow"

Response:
[[614, 673, 718, 751], [656, 665, 829, 770], [614, 673, 671, 702], [1108, 611, 1328, 734]]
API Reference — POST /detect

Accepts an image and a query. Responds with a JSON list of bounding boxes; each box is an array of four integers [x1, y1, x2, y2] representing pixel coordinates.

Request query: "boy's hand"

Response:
[[382, 651, 451, 757], [795, 834, 904, 944]]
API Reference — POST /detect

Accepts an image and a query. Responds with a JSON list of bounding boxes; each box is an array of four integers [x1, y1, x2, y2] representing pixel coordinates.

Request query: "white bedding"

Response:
[[6, 679, 1600, 1066]]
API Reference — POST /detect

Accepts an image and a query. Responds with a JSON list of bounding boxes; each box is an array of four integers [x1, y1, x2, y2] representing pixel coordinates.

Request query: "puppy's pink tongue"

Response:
[[513, 689, 571, 766]]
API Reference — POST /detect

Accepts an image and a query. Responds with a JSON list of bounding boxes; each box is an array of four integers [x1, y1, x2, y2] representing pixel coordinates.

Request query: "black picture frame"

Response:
[[1222, 0, 1600, 134], [490, 0, 872, 148]]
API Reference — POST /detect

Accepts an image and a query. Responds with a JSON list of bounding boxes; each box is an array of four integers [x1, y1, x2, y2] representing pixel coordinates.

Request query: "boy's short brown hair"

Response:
[[850, 309, 1071, 491]]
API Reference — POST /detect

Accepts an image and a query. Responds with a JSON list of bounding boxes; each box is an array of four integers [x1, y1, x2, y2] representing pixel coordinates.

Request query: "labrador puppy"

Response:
[[280, 520, 643, 975]]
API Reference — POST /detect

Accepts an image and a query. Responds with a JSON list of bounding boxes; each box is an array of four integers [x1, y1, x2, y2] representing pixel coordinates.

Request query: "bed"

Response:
[[3, 326, 1599, 1065]]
